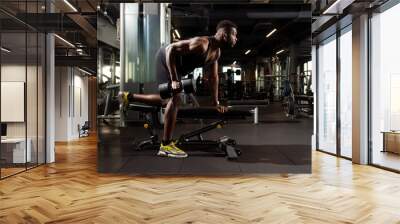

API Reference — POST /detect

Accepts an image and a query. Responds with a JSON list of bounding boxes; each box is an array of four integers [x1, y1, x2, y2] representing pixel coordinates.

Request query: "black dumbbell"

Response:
[[158, 78, 196, 99]]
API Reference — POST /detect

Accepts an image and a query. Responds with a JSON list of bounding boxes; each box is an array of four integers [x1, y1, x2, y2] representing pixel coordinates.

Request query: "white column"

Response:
[[46, 33, 55, 163], [352, 14, 369, 164]]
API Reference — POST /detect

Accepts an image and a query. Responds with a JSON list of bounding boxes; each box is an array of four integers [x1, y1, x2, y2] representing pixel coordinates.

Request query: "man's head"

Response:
[[216, 20, 238, 48]]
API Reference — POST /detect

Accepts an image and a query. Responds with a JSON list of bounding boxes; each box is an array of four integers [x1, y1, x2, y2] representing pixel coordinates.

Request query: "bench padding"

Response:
[[128, 104, 251, 120], [177, 107, 251, 120]]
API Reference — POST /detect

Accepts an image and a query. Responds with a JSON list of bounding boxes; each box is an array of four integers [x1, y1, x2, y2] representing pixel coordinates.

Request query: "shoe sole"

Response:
[[157, 151, 188, 158]]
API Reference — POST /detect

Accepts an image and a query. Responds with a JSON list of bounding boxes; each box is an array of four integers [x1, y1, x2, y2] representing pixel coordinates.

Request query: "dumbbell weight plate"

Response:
[[159, 82, 173, 99], [158, 78, 195, 99], [181, 78, 196, 94]]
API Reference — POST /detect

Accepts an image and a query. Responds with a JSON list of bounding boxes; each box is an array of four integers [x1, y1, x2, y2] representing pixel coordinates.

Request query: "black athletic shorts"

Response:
[[155, 47, 180, 85]]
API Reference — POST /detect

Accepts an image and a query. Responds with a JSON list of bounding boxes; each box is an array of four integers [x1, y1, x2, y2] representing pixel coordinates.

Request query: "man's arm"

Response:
[[165, 38, 207, 82], [208, 61, 219, 106]]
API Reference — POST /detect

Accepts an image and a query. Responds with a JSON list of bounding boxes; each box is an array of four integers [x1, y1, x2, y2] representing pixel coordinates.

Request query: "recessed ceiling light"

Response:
[[78, 67, 92, 76], [54, 34, 75, 48], [1, 47, 11, 53], [63, 0, 78, 12], [266, 28, 277, 38], [174, 29, 181, 39]]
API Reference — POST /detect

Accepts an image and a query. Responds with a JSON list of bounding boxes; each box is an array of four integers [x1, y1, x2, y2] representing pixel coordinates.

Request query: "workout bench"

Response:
[[127, 103, 251, 160]]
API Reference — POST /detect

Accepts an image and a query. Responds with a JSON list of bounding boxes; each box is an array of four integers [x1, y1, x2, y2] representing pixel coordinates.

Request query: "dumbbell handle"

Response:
[[158, 81, 183, 99], [170, 80, 183, 92]]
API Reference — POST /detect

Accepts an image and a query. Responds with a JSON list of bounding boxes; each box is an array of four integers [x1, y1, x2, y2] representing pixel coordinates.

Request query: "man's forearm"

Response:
[[210, 75, 219, 105], [165, 46, 178, 81]]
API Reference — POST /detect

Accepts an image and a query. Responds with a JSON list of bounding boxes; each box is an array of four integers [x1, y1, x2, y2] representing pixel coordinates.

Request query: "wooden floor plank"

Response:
[[0, 135, 400, 223]]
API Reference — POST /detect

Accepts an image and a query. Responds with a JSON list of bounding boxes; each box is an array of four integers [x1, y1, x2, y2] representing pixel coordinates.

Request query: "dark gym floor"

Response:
[[98, 102, 313, 174]]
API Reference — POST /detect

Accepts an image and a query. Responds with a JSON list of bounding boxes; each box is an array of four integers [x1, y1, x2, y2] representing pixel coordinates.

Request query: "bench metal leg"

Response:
[[224, 145, 239, 160]]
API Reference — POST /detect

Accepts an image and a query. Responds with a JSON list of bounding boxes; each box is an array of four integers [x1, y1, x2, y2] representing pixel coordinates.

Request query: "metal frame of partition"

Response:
[[0, 0, 47, 179], [336, 27, 341, 159], [367, 11, 372, 167]]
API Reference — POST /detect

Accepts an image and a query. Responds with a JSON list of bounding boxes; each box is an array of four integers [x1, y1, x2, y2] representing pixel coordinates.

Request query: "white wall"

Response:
[[72, 72, 89, 138], [55, 66, 69, 141], [55, 67, 89, 141]]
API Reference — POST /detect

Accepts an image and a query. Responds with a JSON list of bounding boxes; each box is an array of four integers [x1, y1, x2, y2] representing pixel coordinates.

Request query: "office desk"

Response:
[[382, 131, 400, 154], [1, 138, 31, 163]]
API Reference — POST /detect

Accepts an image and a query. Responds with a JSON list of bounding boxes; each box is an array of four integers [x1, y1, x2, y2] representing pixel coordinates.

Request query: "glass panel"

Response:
[[26, 0, 39, 168], [339, 28, 352, 158], [123, 3, 161, 86], [371, 3, 400, 171], [143, 3, 160, 83], [27, 31, 38, 169], [124, 3, 140, 85], [1, 31, 28, 177], [317, 35, 337, 154], [0, 0, 46, 178]]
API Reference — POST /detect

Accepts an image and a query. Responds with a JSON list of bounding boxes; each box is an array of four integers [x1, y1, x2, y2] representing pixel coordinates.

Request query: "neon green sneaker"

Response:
[[117, 91, 129, 112], [157, 141, 188, 158]]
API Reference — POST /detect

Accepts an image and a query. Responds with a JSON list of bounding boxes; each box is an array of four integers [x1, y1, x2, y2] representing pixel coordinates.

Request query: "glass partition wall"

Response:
[[339, 26, 352, 159], [317, 35, 337, 155], [316, 24, 353, 159], [0, 1, 46, 179], [370, 2, 400, 171]]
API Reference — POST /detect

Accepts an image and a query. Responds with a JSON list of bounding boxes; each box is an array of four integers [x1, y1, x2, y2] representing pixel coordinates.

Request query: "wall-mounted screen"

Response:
[[1, 82, 25, 122]]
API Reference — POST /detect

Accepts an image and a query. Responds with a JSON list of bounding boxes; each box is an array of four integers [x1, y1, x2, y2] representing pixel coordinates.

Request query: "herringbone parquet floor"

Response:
[[1, 135, 400, 224]]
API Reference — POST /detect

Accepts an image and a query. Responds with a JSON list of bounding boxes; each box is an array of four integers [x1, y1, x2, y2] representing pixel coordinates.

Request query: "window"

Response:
[[370, 3, 400, 171], [317, 35, 337, 154], [339, 27, 352, 158]]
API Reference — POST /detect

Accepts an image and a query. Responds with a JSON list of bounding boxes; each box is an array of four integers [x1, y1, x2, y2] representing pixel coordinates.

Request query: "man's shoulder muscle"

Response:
[[188, 37, 208, 53]]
